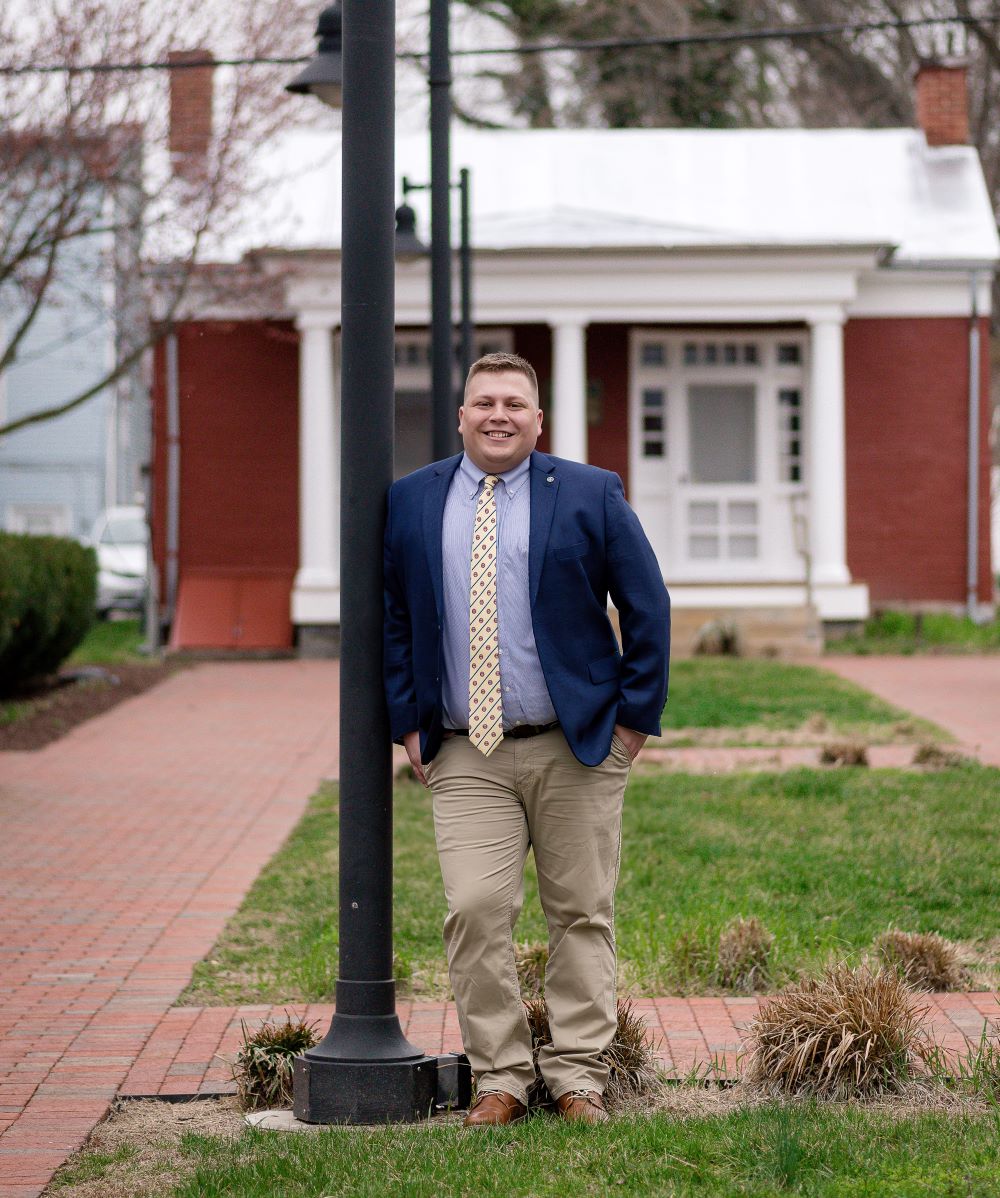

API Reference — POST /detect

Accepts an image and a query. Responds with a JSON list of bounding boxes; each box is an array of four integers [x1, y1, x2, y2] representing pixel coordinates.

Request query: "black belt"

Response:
[[446, 721, 560, 741]]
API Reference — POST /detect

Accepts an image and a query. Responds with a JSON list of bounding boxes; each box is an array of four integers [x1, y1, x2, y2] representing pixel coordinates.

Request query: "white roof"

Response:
[[222, 126, 999, 265]]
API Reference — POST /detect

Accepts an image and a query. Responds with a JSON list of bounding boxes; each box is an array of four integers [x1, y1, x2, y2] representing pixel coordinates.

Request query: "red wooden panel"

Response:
[[235, 575, 295, 649], [170, 571, 294, 649], [170, 574, 240, 649]]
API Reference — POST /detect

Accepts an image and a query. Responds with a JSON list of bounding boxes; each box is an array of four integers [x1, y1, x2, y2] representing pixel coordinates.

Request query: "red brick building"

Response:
[[152, 63, 997, 653]]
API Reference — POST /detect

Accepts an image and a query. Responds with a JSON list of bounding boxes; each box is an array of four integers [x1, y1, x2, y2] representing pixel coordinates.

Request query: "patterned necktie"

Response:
[[468, 474, 503, 755]]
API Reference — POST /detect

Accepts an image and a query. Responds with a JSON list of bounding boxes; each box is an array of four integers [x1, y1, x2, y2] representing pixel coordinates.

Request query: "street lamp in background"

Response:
[[285, 1, 466, 1124], [399, 167, 474, 383]]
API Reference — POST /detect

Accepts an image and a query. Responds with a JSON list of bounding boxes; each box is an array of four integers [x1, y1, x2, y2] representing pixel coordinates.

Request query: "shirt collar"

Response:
[[458, 452, 531, 499]]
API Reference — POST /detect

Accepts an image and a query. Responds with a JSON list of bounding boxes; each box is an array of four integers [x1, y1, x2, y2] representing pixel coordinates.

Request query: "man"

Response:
[[384, 351, 669, 1127]]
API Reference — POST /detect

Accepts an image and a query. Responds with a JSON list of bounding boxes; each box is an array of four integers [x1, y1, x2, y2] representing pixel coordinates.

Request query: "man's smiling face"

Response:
[[458, 369, 543, 474]]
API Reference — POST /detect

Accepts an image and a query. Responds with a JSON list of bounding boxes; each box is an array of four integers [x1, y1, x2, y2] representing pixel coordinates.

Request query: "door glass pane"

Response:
[[729, 534, 759, 559], [727, 500, 758, 526], [689, 501, 718, 527], [687, 384, 756, 483], [689, 534, 720, 559]]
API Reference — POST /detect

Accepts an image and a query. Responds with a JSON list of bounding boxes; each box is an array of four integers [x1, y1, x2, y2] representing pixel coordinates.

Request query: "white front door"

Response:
[[630, 331, 807, 582]]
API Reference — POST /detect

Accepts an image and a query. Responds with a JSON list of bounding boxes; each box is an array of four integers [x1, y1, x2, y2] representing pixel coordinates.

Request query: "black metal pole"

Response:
[[292, 0, 437, 1123], [430, 0, 454, 459], [458, 167, 473, 383]]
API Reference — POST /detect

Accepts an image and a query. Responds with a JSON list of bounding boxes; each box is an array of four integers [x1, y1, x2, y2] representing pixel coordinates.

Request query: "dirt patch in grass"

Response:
[[46, 1097, 245, 1197], [0, 663, 182, 751]]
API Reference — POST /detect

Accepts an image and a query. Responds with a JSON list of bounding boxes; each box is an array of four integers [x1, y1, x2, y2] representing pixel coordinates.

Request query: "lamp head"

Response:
[[286, 2, 343, 108], [395, 201, 428, 261]]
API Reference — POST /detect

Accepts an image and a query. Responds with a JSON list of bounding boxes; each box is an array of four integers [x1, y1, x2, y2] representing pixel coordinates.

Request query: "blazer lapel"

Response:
[[529, 451, 558, 607], [423, 454, 463, 618]]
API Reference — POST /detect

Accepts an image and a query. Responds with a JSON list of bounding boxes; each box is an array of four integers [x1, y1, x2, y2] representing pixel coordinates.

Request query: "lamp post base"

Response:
[[293, 1053, 439, 1124]]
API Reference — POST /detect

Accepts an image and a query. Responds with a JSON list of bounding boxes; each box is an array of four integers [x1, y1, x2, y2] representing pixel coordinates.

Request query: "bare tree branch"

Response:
[[0, 0, 318, 442]]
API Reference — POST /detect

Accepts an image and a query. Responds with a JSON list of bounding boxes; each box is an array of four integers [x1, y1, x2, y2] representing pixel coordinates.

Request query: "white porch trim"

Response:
[[291, 312, 340, 627], [550, 318, 588, 463], [808, 316, 851, 588], [667, 583, 870, 621]]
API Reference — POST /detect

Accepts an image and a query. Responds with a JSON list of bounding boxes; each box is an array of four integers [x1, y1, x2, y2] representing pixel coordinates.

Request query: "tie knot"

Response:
[[483, 475, 499, 491]]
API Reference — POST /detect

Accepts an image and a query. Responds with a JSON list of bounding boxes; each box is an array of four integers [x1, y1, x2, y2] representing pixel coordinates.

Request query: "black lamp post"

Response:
[[285, 0, 446, 1124], [429, 0, 455, 459]]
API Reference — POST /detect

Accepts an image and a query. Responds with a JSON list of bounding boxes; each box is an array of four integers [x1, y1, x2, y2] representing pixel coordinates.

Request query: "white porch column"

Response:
[[550, 319, 588, 462], [292, 314, 341, 650], [808, 316, 851, 587]]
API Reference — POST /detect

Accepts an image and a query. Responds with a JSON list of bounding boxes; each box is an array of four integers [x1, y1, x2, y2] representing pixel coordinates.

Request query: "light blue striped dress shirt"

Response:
[[441, 454, 557, 732]]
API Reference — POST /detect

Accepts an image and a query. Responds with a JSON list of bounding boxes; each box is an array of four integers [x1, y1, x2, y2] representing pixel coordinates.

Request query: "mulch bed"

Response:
[[0, 663, 184, 752]]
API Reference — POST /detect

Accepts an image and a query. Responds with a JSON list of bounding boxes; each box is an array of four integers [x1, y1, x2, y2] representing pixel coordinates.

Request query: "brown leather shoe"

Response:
[[555, 1090, 609, 1124], [462, 1090, 527, 1128]]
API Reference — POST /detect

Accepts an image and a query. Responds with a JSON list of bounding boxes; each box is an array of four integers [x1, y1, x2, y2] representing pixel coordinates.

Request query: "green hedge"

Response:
[[0, 532, 97, 694]]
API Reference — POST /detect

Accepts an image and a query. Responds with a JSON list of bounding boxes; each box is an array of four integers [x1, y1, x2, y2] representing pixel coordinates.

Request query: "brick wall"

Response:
[[151, 321, 299, 588], [585, 324, 629, 490], [844, 316, 992, 605]]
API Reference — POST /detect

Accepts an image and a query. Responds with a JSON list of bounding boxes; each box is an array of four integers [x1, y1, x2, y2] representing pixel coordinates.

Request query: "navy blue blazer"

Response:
[[383, 450, 670, 767]]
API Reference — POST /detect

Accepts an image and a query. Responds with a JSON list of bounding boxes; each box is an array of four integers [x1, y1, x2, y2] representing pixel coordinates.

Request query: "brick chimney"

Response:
[[914, 59, 968, 146], [168, 49, 214, 176]]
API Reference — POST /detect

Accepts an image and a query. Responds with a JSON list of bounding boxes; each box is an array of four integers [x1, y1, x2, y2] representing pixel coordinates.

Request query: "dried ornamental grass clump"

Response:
[[716, 916, 775, 991], [874, 929, 968, 992], [514, 941, 549, 997], [744, 963, 930, 1100], [819, 740, 869, 766], [233, 1016, 319, 1111], [523, 995, 663, 1109], [912, 743, 971, 769]]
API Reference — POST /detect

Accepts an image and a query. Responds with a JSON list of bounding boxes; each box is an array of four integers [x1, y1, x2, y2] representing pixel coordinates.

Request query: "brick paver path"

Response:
[[0, 663, 339, 1198], [122, 992, 999, 1101], [824, 655, 1000, 766], [1, 657, 999, 1196]]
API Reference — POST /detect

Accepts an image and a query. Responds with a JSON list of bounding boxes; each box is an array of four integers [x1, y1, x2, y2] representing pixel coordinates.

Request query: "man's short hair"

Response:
[[464, 351, 539, 402]]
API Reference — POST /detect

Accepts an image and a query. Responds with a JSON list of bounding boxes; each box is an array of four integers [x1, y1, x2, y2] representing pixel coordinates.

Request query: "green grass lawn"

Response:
[[660, 659, 937, 743], [827, 609, 1000, 655], [68, 616, 146, 665], [180, 761, 1000, 1005], [51, 1100, 1000, 1198]]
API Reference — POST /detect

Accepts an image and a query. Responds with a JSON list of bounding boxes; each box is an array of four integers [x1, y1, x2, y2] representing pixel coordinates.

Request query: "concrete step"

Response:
[[670, 605, 823, 658], [609, 604, 823, 659]]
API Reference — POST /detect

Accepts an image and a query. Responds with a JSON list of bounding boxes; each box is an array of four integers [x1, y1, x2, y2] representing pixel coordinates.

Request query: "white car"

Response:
[[87, 505, 149, 616]]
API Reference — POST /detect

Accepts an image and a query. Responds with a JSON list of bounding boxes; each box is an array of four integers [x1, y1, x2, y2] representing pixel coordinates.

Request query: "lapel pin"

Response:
[[546, 475, 554, 484]]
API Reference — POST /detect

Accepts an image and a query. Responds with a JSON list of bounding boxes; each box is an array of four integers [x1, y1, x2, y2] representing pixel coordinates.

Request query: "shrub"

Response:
[[522, 995, 663, 1109], [716, 916, 774, 991], [744, 963, 931, 1099], [873, 929, 968, 991], [0, 532, 96, 693], [232, 1016, 319, 1111]]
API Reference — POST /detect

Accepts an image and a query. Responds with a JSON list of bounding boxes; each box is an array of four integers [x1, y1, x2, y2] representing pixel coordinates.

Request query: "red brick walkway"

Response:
[[120, 993, 999, 1101], [0, 663, 339, 1198], [824, 655, 1000, 766]]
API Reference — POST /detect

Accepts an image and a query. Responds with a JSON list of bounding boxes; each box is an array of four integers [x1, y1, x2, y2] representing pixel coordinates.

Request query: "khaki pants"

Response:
[[426, 727, 630, 1103]]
